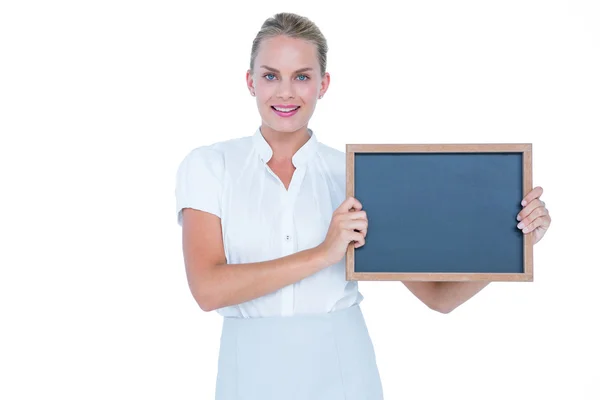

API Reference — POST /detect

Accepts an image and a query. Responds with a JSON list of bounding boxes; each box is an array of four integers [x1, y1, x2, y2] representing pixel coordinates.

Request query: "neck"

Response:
[[260, 124, 311, 162]]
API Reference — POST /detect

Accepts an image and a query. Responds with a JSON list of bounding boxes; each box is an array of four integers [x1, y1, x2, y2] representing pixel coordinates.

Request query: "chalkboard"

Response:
[[345, 144, 533, 282]]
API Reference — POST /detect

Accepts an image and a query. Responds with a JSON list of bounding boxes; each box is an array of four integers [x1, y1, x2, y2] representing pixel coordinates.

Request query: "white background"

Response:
[[1, 1, 598, 399]]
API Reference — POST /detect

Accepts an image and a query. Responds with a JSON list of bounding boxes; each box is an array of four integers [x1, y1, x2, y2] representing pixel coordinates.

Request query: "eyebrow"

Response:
[[259, 65, 314, 73]]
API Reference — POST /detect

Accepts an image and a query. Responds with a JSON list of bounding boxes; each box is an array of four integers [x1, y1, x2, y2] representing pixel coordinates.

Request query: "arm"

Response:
[[402, 281, 490, 314], [181, 208, 330, 312]]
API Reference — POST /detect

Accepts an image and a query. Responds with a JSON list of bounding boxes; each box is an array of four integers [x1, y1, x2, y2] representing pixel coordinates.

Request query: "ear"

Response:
[[319, 72, 331, 98], [246, 69, 255, 96]]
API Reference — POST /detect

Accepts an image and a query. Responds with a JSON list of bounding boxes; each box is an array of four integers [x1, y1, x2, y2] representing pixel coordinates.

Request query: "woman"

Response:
[[175, 12, 552, 400]]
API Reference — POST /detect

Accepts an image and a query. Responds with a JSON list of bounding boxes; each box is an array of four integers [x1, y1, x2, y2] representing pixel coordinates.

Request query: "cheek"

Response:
[[299, 82, 319, 97], [255, 92, 273, 111], [254, 82, 272, 99]]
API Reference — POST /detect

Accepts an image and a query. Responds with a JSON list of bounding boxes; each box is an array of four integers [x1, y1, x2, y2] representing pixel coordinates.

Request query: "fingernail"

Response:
[[521, 200, 527, 206], [516, 215, 521, 221], [517, 222, 524, 229]]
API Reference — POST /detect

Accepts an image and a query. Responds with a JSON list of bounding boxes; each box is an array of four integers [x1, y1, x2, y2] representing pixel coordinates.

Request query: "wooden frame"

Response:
[[346, 143, 533, 282]]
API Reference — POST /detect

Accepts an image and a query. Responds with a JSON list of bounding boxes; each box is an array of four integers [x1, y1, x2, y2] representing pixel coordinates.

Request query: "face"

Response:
[[246, 35, 330, 135]]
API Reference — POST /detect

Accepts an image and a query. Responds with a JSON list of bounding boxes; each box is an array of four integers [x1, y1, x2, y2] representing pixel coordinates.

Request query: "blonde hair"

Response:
[[250, 12, 328, 77]]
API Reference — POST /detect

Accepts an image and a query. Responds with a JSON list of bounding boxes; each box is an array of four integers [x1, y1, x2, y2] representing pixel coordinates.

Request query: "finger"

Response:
[[522, 215, 549, 233], [351, 220, 368, 238], [521, 186, 543, 206], [517, 198, 545, 222], [518, 207, 549, 231], [347, 210, 367, 220], [343, 219, 368, 232], [351, 231, 366, 248], [337, 196, 362, 213], [521, 219, 539, 234], [354, 226, 368, 238]]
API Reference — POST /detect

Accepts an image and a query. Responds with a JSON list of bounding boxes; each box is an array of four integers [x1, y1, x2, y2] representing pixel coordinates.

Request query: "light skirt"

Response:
[[215, 303, 384, 400]]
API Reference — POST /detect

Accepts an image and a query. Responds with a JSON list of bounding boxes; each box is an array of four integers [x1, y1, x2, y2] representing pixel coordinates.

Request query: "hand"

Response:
[[516, 186, 551, 245], [316, 196, 368, 266]]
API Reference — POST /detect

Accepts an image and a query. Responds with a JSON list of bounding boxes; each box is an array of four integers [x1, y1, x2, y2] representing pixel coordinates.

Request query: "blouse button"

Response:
[[285, 235, 291, 241]]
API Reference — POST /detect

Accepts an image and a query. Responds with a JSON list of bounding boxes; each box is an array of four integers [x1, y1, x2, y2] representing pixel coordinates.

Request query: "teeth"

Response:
[[273, 106, 298, 112]]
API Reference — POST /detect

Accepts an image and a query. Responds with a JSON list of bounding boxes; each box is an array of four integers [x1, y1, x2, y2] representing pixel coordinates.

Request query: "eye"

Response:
[[297, 74, 309, 81], [264, 73, 276, 81]]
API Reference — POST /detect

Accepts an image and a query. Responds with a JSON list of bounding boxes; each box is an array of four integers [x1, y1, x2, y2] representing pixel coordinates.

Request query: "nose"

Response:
[[276, 79, 295, 99]]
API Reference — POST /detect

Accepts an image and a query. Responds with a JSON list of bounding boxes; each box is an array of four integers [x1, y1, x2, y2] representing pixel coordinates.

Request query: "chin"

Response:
[[269, 123, 306, 133], [263, 116, 308, 133]]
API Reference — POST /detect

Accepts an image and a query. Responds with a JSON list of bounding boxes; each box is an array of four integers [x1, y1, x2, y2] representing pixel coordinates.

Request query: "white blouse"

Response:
[[175, 127, 364, 318]]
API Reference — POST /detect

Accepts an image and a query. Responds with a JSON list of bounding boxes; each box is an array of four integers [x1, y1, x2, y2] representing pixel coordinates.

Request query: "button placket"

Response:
[[280, 169, 303, 316], [282, 171, 301, 251]]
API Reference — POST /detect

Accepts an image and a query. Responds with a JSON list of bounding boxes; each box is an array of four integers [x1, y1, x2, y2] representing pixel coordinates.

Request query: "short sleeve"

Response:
[[174, 147, 224, 226]]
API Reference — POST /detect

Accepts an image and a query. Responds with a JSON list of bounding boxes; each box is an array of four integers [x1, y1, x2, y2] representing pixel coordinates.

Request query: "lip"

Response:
[[271, 105, 300, 118]]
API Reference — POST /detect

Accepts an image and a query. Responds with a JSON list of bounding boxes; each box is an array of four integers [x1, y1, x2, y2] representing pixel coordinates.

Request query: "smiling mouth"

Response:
[[271, 106, 300, 112]]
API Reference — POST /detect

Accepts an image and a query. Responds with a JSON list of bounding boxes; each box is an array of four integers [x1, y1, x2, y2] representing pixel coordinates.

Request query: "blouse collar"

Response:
[[252, 127, 318, 168]]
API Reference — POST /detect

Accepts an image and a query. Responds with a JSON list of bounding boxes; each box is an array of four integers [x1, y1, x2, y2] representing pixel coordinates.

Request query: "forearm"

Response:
[[434, 281, 490, 313], [199, 246, 329, 312]]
